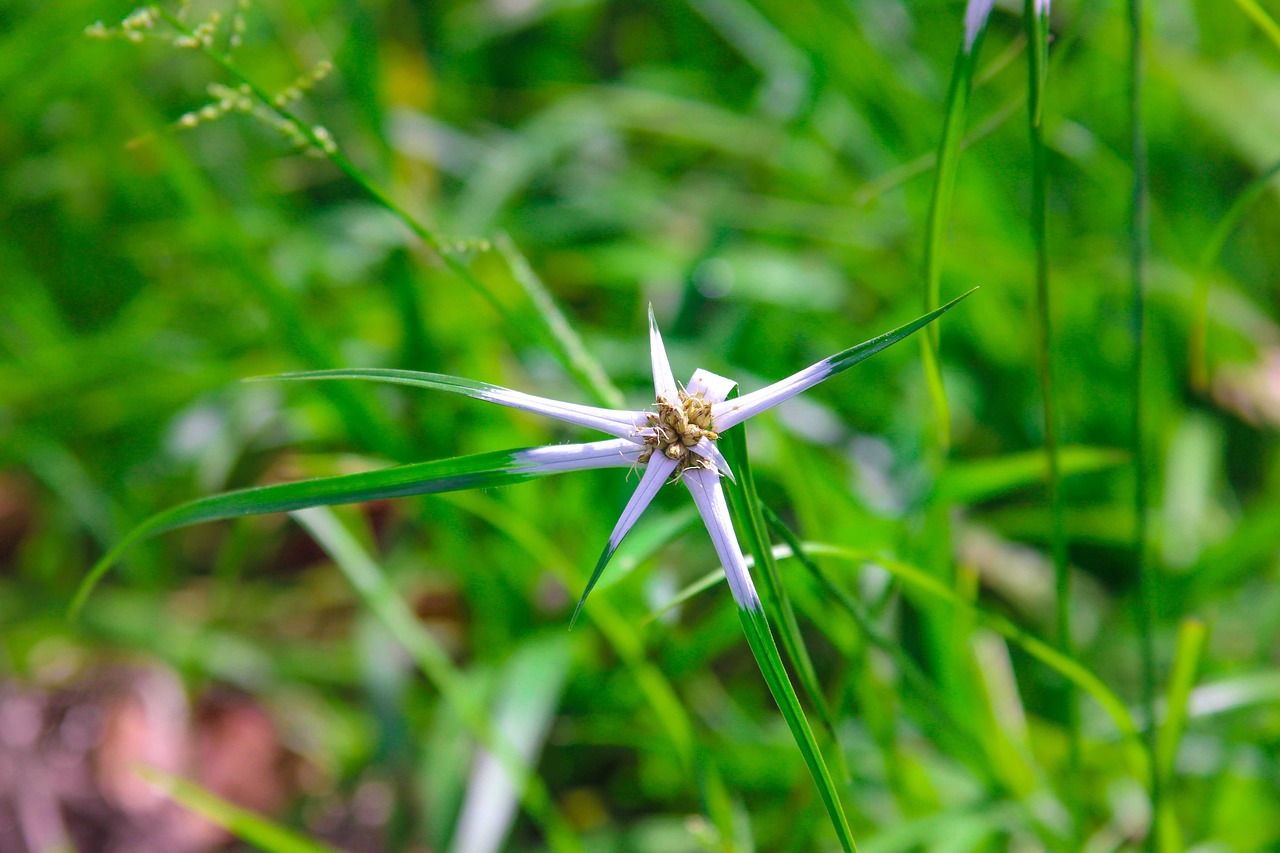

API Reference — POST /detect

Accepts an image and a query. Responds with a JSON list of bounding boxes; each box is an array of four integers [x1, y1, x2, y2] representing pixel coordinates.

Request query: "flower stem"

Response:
[[1128, 0, 1161, 844]]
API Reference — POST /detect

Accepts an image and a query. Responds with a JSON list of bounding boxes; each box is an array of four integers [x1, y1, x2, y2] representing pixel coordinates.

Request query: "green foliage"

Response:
[[3, 0, 1280, 850]]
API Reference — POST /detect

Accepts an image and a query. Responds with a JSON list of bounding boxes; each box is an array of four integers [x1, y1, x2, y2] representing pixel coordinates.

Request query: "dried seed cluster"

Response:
[[637, 390, 719, 473]]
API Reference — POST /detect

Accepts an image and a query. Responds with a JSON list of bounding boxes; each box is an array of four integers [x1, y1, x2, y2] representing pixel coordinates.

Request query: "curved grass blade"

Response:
[[256, 368, 643, 438], [759, 505, 995, 775], [135, 766, 340, 853], [1227, 0, 1280, 52], [293, 508, 583, 853], [438, 490, 739, 846], [655, 539, 1147, 776], [71, 441, 637, 618], [1188, 157, 1280, 391], [439, 491, 699, 769], [938, 446, 1127, 504], [918, 2, 995, 454], [493, 231, 625, 407]]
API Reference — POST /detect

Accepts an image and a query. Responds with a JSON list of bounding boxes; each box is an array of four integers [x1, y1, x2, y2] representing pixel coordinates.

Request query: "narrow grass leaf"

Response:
[[159, 8, 614, 405], [737, 604, 858, 853], [1155, 618, 1208, 852], [938, 446, 1126, 504], [1024, 0, 1080, 832], [450, 635, 572, 853], [72, 443, 634, 618], [1128, 0, 1161, 830], [257, 368, 643, 437], [919, 1, 994, 453], [1188, 157, 1280, 390], [717, 394, 856, 852], [135, 766, 340, 853], [660, 539, 1148, 778], [719, 390, 844, 772], [292, 507, 583, 853], [494, 231, 625, 407], [1227, 0, 1280, 52]]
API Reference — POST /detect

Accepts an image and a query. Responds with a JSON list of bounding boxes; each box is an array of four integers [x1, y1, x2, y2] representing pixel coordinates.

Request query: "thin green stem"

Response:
[[1129, 0, 1161, 842], [158, 9, 619, 407], [1025, 0, 1080, 837], [919, 18, 988, 456]]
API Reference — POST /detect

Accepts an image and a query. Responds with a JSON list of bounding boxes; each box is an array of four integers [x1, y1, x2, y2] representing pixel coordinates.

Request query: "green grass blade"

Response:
[[1188, 157, 1280, 391], [156, 9, 610, 404], [438, 490, 699, 769], [70, 446, 564, 618], [135, 766, 340, 853], [659, 538, 1148, 778], [938, 446, 1127, 504], [1129, 0, 1161, 837], [759, 506, 994, 774], [1024, 0, 1080, 835], [493, 231, 625, 408], [737, 604, 857, 853], [719, 391, 843, 771], [1156, 618, 1208, 853], [1227, 0, 1280, 52], [715, 392, 856, 851], [919, 10, 991, 454], [292, 507, 583, 853]]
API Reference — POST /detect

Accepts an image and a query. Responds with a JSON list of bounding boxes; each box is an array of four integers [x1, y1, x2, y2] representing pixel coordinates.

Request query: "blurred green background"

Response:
[[2, 0, 1279, 850]]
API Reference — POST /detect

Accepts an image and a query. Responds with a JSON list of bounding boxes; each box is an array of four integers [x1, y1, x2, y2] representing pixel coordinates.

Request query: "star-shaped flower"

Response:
[[269, 291, 973, 624]]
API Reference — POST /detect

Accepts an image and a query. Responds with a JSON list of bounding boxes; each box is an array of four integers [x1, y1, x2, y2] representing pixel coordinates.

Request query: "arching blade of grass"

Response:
[[1156, 618, 1208, 853], [449, 635, 572, 853], [1188, 158, 1280, 391], [758, 505, 994, 776], [153, 9, 618, 408], [918, 1, 995, 454], [938, 445, 1127, 504], [1227, 0, 1280, 52], [492, 232, 625, 407], [292, 507, 583, 853], [135, 766, 341, 853], [655, 540, 1147, 778], [1024, 0, 1079, 834], [71, 442, 632, 617]]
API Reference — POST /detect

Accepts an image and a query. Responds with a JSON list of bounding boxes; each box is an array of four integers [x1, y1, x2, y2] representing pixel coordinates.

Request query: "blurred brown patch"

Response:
[[0, 665, 299, 853]]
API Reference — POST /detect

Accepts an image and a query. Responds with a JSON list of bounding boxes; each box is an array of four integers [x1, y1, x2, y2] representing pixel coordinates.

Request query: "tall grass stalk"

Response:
[[157, 9, 620, 408], [1024, 0, 1080, 835], [1128, 0, 1161, 842]]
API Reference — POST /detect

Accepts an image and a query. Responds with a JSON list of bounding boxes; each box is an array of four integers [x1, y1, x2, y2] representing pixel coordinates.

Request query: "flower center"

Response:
[[638, 390, 719, 472]]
